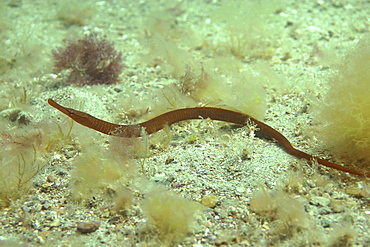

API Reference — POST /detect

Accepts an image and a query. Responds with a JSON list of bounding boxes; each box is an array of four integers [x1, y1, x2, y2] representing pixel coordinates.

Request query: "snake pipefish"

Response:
[[48, 98, 367, 177]]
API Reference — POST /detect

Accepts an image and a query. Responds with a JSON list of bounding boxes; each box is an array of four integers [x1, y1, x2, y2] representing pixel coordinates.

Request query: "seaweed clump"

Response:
[[52, 34, 124, 85], [312, 34, 370, 169]]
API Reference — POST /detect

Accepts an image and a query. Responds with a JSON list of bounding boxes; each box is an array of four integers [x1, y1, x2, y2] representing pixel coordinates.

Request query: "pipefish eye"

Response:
[[66, 110, 78, 116]]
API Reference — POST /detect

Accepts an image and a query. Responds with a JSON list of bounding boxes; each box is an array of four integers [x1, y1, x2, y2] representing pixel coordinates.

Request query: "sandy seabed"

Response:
[[0, 0, 369, 246]]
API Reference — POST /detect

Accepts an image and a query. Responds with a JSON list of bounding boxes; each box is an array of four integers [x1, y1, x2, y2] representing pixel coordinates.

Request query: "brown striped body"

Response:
[[48, 98, 367, 177]]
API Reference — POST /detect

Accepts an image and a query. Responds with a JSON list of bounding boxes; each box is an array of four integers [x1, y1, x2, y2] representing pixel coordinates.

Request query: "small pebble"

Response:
[[202, 195, 218, 208], [47, 176, 56, 183], [76, 222, 100, 233], [346, 186, 366, 198]]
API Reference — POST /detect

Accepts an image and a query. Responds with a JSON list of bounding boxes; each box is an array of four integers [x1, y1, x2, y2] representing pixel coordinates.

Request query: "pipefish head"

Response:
[[48, 98, 93, 127]]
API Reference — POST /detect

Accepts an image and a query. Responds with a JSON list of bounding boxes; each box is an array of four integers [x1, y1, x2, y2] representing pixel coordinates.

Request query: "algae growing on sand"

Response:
[[0, 0, 370, 246]]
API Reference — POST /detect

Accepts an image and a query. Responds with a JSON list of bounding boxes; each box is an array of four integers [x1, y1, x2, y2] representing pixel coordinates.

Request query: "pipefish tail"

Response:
[[48, 98, 367, 177]]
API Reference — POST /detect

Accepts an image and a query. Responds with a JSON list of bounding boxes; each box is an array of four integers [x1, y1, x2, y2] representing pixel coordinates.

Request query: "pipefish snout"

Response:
[[48, 98, 367, 177]]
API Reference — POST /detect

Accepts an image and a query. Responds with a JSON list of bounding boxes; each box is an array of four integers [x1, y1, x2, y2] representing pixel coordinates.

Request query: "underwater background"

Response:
[[0, 0, 369, 246]]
